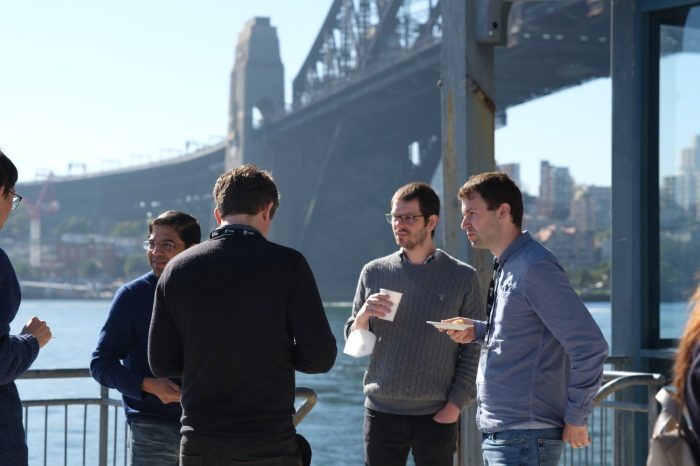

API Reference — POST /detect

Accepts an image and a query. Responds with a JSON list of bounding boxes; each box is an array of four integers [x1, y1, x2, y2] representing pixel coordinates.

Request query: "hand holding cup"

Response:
[[353, 292, 394, 330], [377, 288, 402, 321]]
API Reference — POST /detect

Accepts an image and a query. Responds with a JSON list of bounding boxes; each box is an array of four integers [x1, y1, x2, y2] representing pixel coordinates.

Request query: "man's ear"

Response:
[[262, 202, 274, 222], [214, 208, 222, 225], [427, 214, 439, 233], [496, 202, 510, 218]]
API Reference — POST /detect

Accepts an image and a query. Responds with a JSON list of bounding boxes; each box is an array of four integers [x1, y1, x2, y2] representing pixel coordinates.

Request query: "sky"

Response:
[[0, 1, 628, 194], [1, 1, 332, 183]]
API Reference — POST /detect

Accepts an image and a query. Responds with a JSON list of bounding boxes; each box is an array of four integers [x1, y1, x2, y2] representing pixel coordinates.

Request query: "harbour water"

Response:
[[10, 299, 685, 465]]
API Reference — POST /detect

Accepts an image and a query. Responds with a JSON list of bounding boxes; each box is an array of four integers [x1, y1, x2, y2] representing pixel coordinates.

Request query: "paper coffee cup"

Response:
[[343, 329, 376, 358], [379, 288, 402, 322]]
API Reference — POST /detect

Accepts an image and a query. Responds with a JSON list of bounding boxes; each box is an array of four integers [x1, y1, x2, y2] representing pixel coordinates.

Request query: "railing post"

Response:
[[99, 385, 109, 466]]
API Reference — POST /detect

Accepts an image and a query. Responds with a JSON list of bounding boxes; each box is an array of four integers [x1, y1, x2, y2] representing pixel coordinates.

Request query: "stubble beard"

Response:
[[396, 227, 429, 250]]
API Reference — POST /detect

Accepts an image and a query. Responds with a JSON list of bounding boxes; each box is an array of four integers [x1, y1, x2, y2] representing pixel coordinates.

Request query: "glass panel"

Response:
[[658, 5, 700, 339]]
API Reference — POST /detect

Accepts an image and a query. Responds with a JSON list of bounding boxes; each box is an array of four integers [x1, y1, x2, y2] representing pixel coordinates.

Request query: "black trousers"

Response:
[[363, 408, 458, 466], [179, 432, 302, 466]]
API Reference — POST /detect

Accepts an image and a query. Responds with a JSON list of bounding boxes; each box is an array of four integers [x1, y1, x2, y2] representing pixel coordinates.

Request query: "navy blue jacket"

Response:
[[0, 248, 40, 465], [90, 272, 181, 424]]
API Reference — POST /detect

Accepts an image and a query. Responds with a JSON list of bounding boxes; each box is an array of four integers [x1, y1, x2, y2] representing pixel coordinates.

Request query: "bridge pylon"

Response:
[[227, 17, 284, 170]]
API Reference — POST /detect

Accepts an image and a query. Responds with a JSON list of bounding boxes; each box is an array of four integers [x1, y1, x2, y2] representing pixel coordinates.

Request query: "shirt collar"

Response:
[[497, 230, 531, 266], [399, 248, 438, 264], [209, 223, 263, 239]]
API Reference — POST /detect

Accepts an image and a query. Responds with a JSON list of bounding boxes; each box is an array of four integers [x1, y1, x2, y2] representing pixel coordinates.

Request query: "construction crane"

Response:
[[23, 173, 59, 268]]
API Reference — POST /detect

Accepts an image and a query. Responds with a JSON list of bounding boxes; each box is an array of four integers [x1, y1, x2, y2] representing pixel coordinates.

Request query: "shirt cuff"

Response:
[[564, 404, 590, 427], [473, 320, 487, 342], [16, 333, 41, 356]]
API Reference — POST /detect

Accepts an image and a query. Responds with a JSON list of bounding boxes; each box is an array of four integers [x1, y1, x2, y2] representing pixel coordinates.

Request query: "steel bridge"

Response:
[[17, 0, 610, 300], [231, 0, 610, 298]]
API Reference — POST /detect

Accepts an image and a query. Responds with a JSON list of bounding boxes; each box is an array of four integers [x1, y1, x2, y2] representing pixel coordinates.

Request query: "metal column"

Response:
[[440, 0, 504, 464]]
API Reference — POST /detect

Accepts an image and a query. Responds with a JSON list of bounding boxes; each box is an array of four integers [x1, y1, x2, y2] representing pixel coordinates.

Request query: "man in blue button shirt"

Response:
[[91, 211, 200, 466], [444, 172, 608, 466]]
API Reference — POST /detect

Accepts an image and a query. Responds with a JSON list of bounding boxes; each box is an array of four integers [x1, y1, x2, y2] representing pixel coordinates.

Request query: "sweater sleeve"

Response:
[[0, 255, 40, 385], [287, 254, 337, 374], [0, 332, 39, 385], [344, 266, 368, 339], [524, 260, 609, 426], [90, 287, 146, 399], [148, 277, 184, 378], [447, 268, 485, 407]]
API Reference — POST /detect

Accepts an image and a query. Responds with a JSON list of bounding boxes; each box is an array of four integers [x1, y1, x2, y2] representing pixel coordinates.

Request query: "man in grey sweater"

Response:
[[344, 182, 484, 466]]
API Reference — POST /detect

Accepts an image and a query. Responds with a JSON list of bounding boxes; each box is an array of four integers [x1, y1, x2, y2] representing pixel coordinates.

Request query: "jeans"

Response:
[[481, 428, 564, 466], [179, 431, 302, 466], [363, 408, 458, 466], [128, 419, 181, 466]]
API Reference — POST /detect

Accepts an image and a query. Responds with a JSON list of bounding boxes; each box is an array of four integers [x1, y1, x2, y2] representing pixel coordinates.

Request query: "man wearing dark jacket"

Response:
[[149, 164, 337, 465], [91, 210, 200, 466], [0, 150, 52, 466]]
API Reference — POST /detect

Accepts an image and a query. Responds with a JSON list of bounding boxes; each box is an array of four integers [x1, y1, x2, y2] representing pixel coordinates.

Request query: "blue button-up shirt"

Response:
[[472, 231, 608, 432]]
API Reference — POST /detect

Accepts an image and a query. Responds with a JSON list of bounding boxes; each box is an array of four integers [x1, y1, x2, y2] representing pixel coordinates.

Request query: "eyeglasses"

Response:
[[9, 190, 22, 211], [384, 213, 425, 225], [143, 240, 177, 253]]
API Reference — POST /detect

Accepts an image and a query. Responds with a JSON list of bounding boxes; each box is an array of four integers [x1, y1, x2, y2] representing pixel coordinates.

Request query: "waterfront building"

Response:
[[662, 134, 700, 219], [571, 185, 611, 233], [497, 162, 521, 187], [538, 160, 573, 220], [534, 224, 598, 272]]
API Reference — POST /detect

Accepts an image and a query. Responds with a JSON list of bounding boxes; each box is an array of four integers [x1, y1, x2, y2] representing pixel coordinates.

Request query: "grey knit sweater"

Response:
[[345, 249, 485, 415]]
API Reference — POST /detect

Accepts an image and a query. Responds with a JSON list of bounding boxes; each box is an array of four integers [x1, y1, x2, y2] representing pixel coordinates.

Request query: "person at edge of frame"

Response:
[[0, 149, 53, 466]]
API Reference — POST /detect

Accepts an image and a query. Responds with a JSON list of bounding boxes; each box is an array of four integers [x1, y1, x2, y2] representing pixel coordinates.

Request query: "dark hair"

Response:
[[0, 149, 19, 197], [213, 164, 279, 219], [149, 211, 201, 247], [458, 172, 523, 229], [391, 182, 440, 237]]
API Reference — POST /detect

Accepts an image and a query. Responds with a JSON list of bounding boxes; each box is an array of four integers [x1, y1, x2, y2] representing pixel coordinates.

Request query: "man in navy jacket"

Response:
[[91, 211, 200, 466], [0, 150, 52, 466]]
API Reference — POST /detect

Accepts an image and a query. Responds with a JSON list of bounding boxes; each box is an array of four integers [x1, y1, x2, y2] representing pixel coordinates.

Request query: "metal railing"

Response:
[[20, 369, 125, 466], [19, 369, 318, 466], [21, 365, 667, 466]]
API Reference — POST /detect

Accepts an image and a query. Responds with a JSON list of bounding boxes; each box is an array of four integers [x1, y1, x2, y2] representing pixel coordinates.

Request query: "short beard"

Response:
[[396, 227, 429, 250]]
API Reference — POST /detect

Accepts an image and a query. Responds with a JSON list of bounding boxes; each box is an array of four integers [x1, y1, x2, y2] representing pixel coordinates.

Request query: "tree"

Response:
[[110, 220, 145, 239], [123, 253, 148, 278], [53, 215, 95, 236], [3, 204, 30, 240], [79, 259, 102, 279]]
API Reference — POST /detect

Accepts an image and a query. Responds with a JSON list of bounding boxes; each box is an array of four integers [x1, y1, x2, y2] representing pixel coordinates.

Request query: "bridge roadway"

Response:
[[18, 144, 226, 245], [17, 1, 610, 300]]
